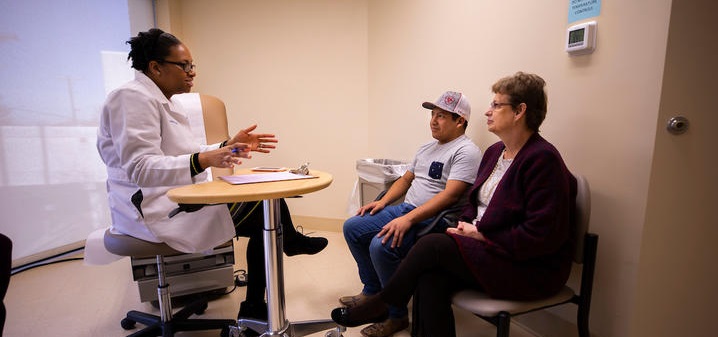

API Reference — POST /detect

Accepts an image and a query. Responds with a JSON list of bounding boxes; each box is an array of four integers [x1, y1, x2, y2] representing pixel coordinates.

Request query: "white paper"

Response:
[[220, 172, 317, 185]]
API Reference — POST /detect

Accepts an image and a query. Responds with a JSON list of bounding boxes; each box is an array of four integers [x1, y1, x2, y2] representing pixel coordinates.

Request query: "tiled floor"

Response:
[[4, 230, 536, 337]]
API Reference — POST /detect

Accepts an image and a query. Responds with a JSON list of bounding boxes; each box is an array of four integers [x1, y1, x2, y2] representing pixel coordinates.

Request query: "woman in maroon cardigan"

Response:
[[331, 72, 577, 337]]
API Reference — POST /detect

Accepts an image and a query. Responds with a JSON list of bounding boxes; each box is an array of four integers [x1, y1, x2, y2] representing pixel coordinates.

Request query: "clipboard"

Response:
[[219, 171, 317, 185]]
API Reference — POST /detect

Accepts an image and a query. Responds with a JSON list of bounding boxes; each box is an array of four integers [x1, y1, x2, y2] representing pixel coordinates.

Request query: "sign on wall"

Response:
[[568, 0, 601, 23]]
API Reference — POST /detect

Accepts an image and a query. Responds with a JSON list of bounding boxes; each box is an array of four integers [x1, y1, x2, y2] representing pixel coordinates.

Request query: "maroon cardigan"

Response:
[[448, 133, 576, 300]]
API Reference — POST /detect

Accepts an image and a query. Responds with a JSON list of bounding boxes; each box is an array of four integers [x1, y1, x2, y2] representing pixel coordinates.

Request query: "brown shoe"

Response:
[[360, 317, 409, 337], [338, 292, 369, 307]]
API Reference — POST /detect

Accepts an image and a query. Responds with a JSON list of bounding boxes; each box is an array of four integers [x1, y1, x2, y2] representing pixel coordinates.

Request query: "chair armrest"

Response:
[[416, 205, 463, 237], [374, 190, 388, 201]]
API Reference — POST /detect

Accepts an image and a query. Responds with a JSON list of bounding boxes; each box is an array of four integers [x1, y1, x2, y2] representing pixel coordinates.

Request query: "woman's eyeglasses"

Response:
[[489, 102, 512, 111]]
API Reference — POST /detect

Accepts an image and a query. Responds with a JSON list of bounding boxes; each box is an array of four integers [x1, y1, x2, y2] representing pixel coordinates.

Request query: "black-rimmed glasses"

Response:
[[160, 60, 196, 73]]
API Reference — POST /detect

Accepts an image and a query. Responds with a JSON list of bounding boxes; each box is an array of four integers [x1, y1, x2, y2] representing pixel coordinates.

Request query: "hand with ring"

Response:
[[228, 124, 278, 153]]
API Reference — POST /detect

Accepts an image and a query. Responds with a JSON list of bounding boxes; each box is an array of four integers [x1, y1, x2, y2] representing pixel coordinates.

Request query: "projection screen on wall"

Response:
[[0, 0, 142, 267]]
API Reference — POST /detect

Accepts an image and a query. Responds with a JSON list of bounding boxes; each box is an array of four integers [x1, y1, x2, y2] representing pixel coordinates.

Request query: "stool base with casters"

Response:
[[104, 229, 237, 337]]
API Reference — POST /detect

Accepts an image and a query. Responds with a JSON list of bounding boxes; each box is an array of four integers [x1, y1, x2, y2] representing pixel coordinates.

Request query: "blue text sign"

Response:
[[568, 0, 601, 23]]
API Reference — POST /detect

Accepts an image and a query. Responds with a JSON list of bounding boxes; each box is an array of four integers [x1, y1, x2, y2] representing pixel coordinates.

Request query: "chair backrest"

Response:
[[104, 94, 231, 257], [573, 174, 591, 263], [199, 94, 232, 179]]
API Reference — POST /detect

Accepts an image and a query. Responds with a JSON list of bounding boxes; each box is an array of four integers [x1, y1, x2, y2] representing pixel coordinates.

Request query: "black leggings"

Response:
[[229, 198, 299, 304], [380, 233, 481, 337]]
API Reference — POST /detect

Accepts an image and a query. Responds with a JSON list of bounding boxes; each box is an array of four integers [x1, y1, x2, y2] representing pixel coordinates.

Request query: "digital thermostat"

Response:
[[566, 21, 597, 55]]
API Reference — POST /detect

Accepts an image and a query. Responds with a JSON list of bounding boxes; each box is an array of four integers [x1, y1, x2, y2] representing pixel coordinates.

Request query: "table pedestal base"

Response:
[[228, 199, 343, 337], [231, 318, 345, 337]]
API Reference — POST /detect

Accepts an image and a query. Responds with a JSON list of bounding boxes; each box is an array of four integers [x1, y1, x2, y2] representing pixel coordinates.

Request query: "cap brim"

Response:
[[422, 102, 437, 110]]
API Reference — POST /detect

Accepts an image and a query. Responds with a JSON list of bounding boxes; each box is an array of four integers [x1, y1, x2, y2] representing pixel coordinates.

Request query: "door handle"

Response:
[[666, 116, 689, 135]]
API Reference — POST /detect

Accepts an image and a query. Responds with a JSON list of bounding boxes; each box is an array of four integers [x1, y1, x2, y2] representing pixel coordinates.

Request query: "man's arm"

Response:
[[401, 179, 469, 224], [356, 171, 414, 216], [378, 179, 471, 247]]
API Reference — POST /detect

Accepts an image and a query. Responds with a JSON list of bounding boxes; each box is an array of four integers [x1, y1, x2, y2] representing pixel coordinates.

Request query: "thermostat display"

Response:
[[566, 21, 597, 55]]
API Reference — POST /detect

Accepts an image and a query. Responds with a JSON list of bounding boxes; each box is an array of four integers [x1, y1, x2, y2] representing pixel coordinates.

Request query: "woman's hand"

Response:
[[199, 143, 251, 169], [447, 221, 486, 241], [228, 124, 278, 153]]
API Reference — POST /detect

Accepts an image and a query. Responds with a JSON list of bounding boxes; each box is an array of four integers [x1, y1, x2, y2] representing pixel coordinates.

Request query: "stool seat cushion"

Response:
[[104, 229, 183, 257]]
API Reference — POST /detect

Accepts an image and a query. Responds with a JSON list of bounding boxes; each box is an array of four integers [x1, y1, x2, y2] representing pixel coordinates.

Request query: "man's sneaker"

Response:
[[360, 316, 409, 337], [283, 232, 328, 256], [338, 292, 369, 307]]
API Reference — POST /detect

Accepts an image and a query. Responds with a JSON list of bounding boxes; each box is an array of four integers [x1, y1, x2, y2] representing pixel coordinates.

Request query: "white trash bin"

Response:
[[348, 159, 409, 215]]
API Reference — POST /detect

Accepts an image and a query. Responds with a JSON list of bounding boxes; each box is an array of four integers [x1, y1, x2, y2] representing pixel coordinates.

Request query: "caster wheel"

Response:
[[324, 330, 343, 337], [195, 302, 208, 315], [120, 318, 136, 330]]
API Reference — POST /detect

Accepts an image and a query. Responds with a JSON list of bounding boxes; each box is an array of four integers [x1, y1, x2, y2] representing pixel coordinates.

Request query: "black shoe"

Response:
[[239, 329, 260, 337], [237, 301, 267, 337], [237, 300, 267, 320], [283, 232, 328, 256], [330, 295, 389, 327]]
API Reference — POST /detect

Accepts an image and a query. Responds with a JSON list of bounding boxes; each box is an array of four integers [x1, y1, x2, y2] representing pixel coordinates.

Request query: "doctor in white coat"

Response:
[[98, 29, 328, 325], [97, 29, 276, 253]]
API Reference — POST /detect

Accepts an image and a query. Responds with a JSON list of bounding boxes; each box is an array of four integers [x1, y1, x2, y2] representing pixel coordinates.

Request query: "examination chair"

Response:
[[451, 174, 598, 337], [103, 94, 237, 337]]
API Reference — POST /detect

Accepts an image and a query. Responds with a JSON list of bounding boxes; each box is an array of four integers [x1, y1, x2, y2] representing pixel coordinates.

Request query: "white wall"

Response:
[[155, 1, 687, 337]]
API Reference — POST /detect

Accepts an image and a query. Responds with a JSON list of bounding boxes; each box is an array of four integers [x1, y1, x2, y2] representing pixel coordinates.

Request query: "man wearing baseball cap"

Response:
[[341, 91, 481, 336]]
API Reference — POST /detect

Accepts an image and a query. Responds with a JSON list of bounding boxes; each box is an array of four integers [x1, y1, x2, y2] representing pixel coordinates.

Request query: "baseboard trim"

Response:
[[11, 240, 86, 270], [292, 215, 344, 233]]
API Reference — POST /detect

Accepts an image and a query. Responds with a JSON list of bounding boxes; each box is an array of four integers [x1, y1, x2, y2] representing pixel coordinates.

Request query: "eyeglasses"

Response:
[[160, 60, 196, 73], [489, 102, 512, 111]]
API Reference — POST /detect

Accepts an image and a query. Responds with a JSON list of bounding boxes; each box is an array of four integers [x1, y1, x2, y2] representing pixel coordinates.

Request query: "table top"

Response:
[[167, 169, 333, 204]]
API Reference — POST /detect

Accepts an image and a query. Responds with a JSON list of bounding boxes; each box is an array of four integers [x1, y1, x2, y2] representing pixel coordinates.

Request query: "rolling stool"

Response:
[[104, 229, 236, 337]]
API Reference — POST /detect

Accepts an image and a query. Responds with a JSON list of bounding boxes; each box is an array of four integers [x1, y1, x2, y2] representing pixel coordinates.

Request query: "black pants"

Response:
[[229, 198, 300, 304], [379, 233, 481, 337], [0, 234, 11, 337]]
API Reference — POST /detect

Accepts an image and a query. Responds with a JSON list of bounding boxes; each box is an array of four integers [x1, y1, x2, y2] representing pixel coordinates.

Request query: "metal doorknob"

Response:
[[666, 116, 689, 135]]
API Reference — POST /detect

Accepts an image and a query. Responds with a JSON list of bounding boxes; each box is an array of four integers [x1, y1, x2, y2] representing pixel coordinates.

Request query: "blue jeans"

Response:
[[343, 203, 448, 319]]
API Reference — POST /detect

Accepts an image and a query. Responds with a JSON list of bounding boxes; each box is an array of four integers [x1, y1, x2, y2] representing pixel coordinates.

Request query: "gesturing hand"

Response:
[[228, 124, 278, 153]]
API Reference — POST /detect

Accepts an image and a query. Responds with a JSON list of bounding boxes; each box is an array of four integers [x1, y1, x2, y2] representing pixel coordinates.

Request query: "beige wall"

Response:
[[157, 0, 370, 222], [366, 2, 671, 337], [152, 1, 705, 337]]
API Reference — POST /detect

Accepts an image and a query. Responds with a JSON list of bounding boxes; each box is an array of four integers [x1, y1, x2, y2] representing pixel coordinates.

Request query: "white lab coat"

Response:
[[96, 71, 235, 253]]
